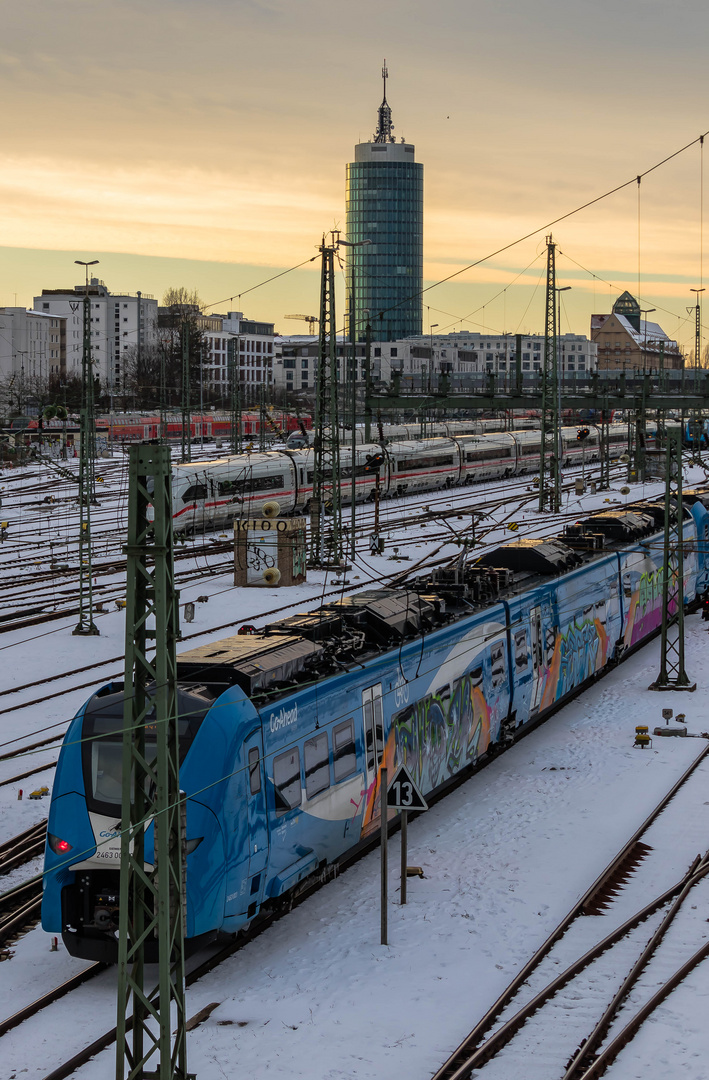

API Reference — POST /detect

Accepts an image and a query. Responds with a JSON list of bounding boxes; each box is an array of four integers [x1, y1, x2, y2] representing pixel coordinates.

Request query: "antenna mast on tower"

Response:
[[374, 59, 395, 144]]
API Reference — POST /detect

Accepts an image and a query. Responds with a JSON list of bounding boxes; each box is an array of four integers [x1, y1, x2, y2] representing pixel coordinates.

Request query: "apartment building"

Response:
[[0, 307, 66, 381], [34, 280, 158, 388]]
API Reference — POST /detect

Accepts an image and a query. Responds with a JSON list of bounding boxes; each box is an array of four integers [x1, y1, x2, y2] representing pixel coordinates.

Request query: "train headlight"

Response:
[[185, 837, 203, 855], [48, 833, 73, 854]]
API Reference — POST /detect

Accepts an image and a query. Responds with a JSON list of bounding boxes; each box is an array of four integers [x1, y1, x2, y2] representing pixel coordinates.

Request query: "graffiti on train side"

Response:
[[542, 608, 609, 708], [392, 667, 498, 793], [624, 564, 669, 648]]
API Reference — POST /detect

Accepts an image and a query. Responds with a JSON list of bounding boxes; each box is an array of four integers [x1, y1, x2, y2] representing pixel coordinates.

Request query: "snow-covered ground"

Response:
[[1, 451, 709, 1080]]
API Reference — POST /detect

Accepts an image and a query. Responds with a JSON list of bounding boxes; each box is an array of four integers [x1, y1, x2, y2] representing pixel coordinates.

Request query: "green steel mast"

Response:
[[309, 234, 343, 565], [181, 321, 191, 462], [649, 427, 695, 692], [538, 236, 560, 512], [116, 442, 191, 1080], [228, 337, 242, 453], [73, 262, 99, 637]]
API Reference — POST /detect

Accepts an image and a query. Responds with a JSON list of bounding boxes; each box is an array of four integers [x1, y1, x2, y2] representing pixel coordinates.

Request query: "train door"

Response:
[[242, 727, 268, 886], [530, 604, 544, 711], [362, 683, 384, 794]]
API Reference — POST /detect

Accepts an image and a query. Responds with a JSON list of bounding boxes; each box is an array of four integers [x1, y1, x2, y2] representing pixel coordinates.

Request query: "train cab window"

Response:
[[491, 643, 506, 688], [514, 630, 528, 670], [182, 484, 207, 503], [248, 747, 261, 795], [333, 720, 356, 782], [304, 733, 330, 798], [273, 748, 302, 814]]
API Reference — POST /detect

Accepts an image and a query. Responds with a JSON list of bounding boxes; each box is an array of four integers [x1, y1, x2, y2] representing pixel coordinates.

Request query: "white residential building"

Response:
[[399, 331, 598, 382], [272, 336, 370, 393], [201, 312, 275, 395], [34, 280, 158, 388], [0, 308, 66, 382], [271, 331, 597, 392]]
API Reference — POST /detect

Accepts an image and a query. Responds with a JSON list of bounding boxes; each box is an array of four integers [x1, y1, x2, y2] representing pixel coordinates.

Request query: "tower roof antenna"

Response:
[[374, 58, 395, 144]]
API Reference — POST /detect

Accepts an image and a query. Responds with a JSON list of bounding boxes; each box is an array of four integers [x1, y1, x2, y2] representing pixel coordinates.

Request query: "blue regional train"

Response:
[[42, 490, 709, 961]]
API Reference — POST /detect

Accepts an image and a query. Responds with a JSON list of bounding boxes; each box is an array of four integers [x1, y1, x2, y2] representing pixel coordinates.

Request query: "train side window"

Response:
[[182, 484, 207, 503], [362, 685, 384, 770], [514, 629, 528, 670], [622, 573, 633, 598], [304, 733, 330, 798], [491, 643, 506, 687], [333, 719, 356, 782], [470, 665, 483, 689], [248, 747, 261, 795], [273, 748, 302, 814]]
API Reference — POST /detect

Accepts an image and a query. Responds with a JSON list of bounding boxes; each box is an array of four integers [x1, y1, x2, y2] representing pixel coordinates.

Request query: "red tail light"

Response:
[[48, 833, 73, 854]]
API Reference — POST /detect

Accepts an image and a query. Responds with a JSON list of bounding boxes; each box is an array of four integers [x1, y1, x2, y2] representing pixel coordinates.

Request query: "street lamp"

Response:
[[75, 259, 100, 395]]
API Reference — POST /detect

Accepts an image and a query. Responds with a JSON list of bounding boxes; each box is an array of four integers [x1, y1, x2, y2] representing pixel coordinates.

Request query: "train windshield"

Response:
[[81, 685, 211, 815]]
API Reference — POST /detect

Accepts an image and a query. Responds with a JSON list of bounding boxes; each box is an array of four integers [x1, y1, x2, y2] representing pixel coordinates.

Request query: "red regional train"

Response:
[[95, 411, 311, 443]]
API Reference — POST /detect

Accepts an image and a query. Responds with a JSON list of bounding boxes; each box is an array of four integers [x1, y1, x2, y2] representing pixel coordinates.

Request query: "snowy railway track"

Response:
[[0, 822, 46, 876], [3, 647, 707, 1074], [0, 879, 43, 955], [431, 743, 709, 1080]]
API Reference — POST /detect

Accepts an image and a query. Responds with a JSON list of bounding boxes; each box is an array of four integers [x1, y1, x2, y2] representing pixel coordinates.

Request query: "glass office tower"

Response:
[[345, 68, 423, 341]]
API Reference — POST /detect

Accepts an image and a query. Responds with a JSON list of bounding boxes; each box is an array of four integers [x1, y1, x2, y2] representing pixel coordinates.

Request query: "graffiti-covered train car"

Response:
[[42, 493, 709, 961]]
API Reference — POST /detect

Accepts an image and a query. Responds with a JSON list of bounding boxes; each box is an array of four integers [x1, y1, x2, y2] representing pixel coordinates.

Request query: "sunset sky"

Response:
[[2, 0, 709, 351]]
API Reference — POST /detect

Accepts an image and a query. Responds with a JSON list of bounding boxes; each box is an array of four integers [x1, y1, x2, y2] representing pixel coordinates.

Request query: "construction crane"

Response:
[[284, 314, 319, 334]]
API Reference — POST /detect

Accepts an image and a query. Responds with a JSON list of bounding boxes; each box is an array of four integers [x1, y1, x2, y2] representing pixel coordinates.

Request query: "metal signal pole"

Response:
[[309, 234, 343, 565], [116, 442, 192, 1080], [339, 236, 371, 563], [539, 237, 561, 512], [649, 427, 696, 692], [228, 337, 242, 453], [690, 288, 705, 463], [180, 321, 191, 462], [73, 259, 100, 637], [599, 392, 611, 490]]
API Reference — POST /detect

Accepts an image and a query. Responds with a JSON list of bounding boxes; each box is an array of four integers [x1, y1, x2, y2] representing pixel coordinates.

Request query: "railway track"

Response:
[[0, 878, 43, 956], [9, 721, 707, 1079], [0, 821, 47, 875], [431, 742, 709, 1080]]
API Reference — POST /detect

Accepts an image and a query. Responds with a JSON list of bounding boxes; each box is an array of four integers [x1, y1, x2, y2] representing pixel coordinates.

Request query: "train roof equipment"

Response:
[[475, 537, 582, 575]]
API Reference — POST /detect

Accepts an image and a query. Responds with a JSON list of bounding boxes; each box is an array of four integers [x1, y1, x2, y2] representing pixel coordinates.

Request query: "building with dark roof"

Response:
[[591, 292, 683, 371]]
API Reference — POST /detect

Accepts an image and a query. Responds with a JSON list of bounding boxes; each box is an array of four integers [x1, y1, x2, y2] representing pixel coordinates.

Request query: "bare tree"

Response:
[[162, 286, 204, 311]]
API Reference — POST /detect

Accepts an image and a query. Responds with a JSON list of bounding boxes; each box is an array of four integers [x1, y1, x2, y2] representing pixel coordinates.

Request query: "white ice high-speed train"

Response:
[[283, 417, 541, 449], [170, 422, 662, 533]]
